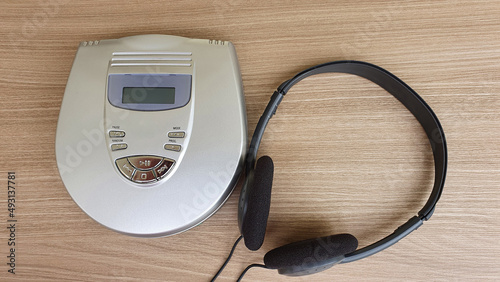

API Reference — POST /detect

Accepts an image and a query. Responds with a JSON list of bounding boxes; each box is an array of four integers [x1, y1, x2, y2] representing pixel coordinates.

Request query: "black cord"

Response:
[[236, 264, 268, 282], [211, 235, 243, 282]]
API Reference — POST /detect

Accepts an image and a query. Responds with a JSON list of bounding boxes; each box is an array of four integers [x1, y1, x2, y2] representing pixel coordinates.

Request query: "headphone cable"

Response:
[[236, 263, 268, 282], [211, 235, 243, 281]]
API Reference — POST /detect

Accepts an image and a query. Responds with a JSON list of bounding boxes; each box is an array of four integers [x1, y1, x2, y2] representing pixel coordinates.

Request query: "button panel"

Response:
[[109, 130, 126, 138], [132, 170, 156, 183], [154, 159, 175, 179], [164, 144, 182, 152], [115, 155, 175, 184], [111, 143, 128, 151], [128, 156, 163, 170], [168, 131, 185, 138], [115, 158, 135, 180]]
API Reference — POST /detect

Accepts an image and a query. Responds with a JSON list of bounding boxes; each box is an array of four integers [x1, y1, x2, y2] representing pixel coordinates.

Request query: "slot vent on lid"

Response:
[[110, 52, 192, 67]]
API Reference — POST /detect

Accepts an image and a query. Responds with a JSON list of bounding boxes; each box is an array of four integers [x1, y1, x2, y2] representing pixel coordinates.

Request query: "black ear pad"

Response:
[[263, 234, 358, 272], [241, 156, 274, 251]]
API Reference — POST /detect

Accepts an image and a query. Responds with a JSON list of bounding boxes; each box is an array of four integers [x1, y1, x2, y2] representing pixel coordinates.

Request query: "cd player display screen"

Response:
[[108, 73, 191, 111], [122, 87, 175, 104]]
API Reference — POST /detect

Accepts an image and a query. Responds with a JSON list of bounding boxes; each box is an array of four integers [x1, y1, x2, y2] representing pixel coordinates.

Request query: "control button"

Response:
[[168, 131, 185, 138], [164, 144, 182, 152], [109, 130, 126, 138], [132, 170, 156, 183], [111, 143, 128, 151], [115, 158, 135, 180], [154, 159, 175, 179], [128, 156, 163, 170]]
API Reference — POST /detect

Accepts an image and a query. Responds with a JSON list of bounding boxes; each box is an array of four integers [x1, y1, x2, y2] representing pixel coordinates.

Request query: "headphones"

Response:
[[237, 60, 448, 277]]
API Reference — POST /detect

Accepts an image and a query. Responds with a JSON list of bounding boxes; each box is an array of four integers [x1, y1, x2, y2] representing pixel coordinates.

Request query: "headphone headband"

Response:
[[245, 60, 447, 263]]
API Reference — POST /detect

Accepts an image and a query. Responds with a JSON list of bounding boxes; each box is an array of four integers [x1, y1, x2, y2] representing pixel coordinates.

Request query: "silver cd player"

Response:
[[55, 35, 247, 237]]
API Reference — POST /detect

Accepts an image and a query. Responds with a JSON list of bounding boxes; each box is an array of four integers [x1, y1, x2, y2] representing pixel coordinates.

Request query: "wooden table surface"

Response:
[[1, 1, 499, 281]]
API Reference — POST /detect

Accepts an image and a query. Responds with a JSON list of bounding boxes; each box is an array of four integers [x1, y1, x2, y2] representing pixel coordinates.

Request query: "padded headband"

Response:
[[245, 60, 447, 263]]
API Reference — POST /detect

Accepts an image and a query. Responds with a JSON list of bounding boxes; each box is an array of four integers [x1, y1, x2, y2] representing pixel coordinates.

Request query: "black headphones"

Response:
[[236, 60, 447, 277]]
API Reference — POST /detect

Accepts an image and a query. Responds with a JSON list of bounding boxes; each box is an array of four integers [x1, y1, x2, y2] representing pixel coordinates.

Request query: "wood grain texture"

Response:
[[1, 0, 499, 281]]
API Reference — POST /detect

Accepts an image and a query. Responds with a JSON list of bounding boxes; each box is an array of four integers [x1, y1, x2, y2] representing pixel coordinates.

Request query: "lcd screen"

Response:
[[122, 87, 175, 104]]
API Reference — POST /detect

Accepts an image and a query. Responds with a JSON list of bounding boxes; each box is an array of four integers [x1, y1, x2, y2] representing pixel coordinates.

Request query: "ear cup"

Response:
[[263, 234, 358, 270], [241, 156, 274, 251]]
